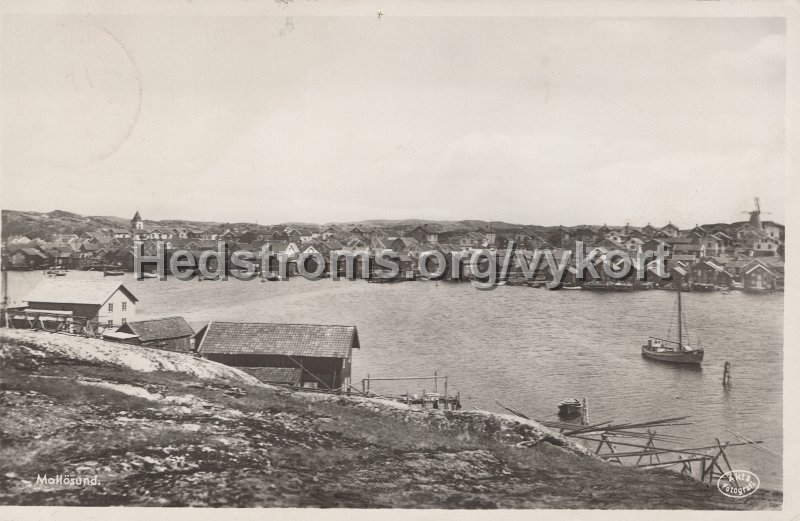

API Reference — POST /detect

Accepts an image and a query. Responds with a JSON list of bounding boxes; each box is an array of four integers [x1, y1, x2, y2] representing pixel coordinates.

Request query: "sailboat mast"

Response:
[[677, 291, 683, 350]]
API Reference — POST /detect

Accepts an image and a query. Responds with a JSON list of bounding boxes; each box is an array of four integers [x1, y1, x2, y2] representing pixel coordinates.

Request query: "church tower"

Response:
[[131, 210, 144, 231]]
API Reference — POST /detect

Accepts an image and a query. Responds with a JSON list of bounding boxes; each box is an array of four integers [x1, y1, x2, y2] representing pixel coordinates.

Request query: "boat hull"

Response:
[[557, 398, 584, 419], [641, 345, 704, 364], [583, 282, 634, 292]]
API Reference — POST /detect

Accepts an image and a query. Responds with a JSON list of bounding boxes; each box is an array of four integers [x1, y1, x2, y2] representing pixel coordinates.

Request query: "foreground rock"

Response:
[[0, 330, 782, 509]]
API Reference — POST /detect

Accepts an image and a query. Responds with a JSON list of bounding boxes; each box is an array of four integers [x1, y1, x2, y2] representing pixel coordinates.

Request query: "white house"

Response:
[[23, 278, 138, 327]]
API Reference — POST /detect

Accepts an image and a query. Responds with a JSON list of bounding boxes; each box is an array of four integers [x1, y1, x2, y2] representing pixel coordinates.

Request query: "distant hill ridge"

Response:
[[1, 208, 781, 241], [2, 209, 546, 239]]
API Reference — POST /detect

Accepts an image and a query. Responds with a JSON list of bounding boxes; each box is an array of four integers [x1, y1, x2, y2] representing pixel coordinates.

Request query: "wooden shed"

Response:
[[109, 316, 195, 352], [195, 322, 360, 391], [743, 263, 777, 292]]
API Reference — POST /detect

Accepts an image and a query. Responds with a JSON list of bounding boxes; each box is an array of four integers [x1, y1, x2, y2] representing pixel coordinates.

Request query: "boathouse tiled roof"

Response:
[[117, 316, 194, 342], [198, 322, 360, 358]]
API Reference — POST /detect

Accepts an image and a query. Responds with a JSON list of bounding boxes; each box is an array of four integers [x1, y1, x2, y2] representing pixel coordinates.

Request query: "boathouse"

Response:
[[18, 278, 137, 328], [195, 322, 360, 391], [691, 260, 733, 287], [743, 263, 777, 292], [106, 316, 195, 352], [9, 247, 49, 269]]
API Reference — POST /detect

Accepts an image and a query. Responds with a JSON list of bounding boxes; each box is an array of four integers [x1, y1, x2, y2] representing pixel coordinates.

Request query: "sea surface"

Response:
[[4, 271, 784, 490]]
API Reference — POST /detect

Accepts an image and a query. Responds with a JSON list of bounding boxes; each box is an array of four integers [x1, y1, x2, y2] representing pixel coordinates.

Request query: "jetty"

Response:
[[494, 400, 773, 484]]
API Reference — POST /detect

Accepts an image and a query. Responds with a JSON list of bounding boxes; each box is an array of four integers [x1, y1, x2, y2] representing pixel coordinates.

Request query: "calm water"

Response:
[[4, 271, 784, 489]]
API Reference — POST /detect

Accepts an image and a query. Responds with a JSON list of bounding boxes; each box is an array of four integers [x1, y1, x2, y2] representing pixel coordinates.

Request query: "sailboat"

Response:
[[641, 291, 704, 365]]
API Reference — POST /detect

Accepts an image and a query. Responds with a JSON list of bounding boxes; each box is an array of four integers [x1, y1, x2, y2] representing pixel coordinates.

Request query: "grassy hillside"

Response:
[[0, 330, 781, 509], [2, 209, 555, 240]]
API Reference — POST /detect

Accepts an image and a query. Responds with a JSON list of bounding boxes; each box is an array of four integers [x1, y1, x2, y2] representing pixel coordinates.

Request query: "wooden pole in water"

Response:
[[434, 370, 438, 393], [723, 362, 732, 387], [444, 376, 448, 410], [583, 396, 589, 425]]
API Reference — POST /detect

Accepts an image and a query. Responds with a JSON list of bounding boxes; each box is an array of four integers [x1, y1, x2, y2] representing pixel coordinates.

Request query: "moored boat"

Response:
[[641, 291, 704, 365], [690, 282, 718, 292], [557, 398, 584, 419], [583, 281, 634, 292], [103, 270, 125, 276]]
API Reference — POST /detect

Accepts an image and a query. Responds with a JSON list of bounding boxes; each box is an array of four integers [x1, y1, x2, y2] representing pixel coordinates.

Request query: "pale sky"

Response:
[[0, 10, 787, 227]]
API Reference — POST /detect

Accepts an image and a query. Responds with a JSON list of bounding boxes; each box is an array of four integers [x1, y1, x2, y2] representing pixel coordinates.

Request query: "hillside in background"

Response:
[[1, 209, 553, 240], [1, 210, 231, 240]]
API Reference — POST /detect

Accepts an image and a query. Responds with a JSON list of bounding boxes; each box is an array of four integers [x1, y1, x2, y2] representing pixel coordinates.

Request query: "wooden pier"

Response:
[[3, 308, 104, 337], [495, 400, 773, 484], [357, 371, 461, 410]]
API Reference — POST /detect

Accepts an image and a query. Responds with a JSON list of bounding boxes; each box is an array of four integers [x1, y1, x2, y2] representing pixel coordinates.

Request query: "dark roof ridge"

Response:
[[207, 320, 356, 329]]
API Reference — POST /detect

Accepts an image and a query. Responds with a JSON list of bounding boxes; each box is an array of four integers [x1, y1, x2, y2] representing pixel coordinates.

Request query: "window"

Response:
[[121, 318, 127, 324], [122, 302, 127, 311], [108, 320, 113, 325], [108, 303, 113, 312]]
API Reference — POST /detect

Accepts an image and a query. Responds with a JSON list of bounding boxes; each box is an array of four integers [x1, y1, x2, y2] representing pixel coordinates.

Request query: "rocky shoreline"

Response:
[[0, 329, 782, 509]]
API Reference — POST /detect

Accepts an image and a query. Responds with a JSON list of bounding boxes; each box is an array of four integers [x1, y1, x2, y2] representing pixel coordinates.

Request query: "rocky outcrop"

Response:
[[0, 329, 783, 509], [0, 329, 262, 385], [296, 392, 598, 459]]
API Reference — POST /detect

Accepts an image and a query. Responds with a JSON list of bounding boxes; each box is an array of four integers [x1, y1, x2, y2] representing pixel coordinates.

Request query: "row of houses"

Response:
[[5, 277, 359, 391], [506, 247, 784, 291], [3, 207, 784, 273], [2, 234, 784, 292]]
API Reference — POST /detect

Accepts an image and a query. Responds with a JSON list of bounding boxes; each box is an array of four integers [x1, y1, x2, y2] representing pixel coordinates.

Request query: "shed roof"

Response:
[[198, 322, 359, 358], [745, 264, 775, 276], [24, 279, 138, 306], [671, 266, 688, 276], [18, 248, 48, 258], [117, 316, 194, 342]]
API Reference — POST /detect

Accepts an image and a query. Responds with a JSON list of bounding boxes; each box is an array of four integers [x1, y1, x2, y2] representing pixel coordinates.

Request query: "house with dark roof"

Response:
[[195, 322, 360, 391], [724, 258, 761, 281], [743, 263, 778, 292], [659, 223, 680, 238], [9, 247, 49, 269], [108, 316, 195, 352], [108, 228, 132, 239], [411, 225, 439, 245], [691, 260, 732, 287]]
